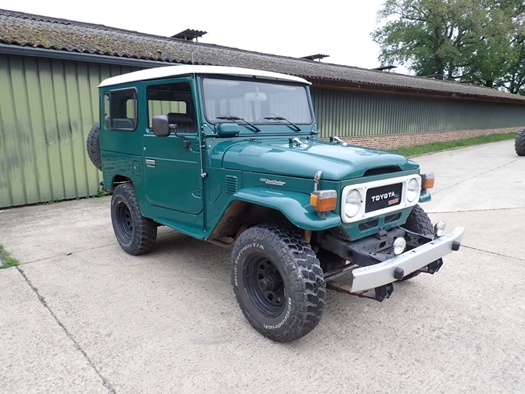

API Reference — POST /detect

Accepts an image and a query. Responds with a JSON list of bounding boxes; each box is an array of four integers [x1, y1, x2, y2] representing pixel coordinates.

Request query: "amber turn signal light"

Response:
[[310, 190, 337, 213], [422, 173, 435, 189]]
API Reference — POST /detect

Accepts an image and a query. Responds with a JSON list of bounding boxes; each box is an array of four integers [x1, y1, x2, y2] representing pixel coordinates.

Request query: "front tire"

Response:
[[515, 128, 525, 156], [401, 204, 434, 280], [231, 224, 326, 342], [111, 183, 157, 255]]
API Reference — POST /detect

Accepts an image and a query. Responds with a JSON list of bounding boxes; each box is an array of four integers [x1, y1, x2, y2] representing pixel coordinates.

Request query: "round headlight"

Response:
[[406, 178, 420, 203], [344, 189, 362, 218]]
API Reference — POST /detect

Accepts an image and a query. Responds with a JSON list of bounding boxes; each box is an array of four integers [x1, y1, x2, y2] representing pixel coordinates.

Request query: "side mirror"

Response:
[[215, 122, 240, 137], [152, 115, 170, 137]]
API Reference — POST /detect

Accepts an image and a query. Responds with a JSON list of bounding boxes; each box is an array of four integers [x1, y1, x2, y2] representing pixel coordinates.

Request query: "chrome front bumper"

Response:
[[349, 227, 465, 292]]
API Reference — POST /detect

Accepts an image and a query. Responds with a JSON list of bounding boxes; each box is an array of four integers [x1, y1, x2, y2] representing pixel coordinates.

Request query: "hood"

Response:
[[219, 139, 418, 180]]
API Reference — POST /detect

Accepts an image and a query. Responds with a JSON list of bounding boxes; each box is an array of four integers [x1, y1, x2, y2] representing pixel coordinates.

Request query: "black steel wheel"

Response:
[[231, 224, 326, 342], [111, 183, 157, 255], [86, 123, 102, 171], [401, 204, 434, 280], [515, 128, 525, 156], [245, 255, 286, 318]]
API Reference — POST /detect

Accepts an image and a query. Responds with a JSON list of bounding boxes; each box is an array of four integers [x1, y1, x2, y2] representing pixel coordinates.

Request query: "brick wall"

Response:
[[342, 127, 523, 150]]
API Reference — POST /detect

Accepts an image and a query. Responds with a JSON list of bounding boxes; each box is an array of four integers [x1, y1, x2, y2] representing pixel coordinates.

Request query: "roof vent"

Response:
[[301, 54, 329, 62], [171, 29, 207, 42], [373, 65, 397, 72]]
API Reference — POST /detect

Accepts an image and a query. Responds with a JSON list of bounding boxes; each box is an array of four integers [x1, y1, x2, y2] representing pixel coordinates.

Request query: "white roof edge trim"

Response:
[[98, 65, 311, 87]]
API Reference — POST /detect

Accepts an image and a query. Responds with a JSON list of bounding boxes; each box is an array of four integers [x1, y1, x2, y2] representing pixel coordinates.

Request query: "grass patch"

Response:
[[389, 132, 516, 158], [0, 244, 19, 269]]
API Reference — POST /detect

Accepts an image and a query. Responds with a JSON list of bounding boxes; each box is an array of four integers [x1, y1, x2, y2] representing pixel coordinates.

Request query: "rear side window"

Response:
[[104, 88, 137, 131]]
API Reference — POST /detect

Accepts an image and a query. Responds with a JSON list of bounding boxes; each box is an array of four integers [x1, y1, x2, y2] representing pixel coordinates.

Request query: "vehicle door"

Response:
[[142, 79, 202, 215]]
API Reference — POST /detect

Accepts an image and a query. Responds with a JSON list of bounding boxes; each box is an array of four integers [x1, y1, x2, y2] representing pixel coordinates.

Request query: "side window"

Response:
[[147, 81, 196, 134], [104, 88, 137, 131]]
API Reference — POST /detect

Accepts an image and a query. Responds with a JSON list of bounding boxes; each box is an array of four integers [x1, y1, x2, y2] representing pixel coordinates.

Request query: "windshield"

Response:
[[202, 77, 313, 126]]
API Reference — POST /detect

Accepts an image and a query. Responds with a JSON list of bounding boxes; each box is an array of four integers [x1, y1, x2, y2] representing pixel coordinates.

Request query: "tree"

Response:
[[372, 0, 525, 94]]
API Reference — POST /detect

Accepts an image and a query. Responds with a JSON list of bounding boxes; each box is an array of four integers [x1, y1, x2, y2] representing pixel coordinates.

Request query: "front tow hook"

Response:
[[421, 258, 444, 275], [375, 283, 394, 302]]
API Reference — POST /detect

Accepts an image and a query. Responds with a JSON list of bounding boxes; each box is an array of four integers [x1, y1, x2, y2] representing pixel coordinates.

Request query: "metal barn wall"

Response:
[[1, 53, 525, 208], [0, 54, 138, 208], [312, 88, 525, 138]]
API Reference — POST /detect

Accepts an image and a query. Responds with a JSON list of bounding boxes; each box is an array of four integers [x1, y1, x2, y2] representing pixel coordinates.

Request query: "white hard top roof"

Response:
[[98, 65, 310, 87]]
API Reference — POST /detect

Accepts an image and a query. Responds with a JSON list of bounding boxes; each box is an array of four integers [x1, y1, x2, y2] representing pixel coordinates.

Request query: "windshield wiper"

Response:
[[264, 116, 301, 132], [216, 116, 260, 132]]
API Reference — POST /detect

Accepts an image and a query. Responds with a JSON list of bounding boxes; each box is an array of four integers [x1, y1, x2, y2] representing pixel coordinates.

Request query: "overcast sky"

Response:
[[2, 0, 399, 72]]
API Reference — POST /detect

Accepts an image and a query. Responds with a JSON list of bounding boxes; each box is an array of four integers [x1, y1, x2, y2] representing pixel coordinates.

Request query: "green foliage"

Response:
[[0, 244, 19, 269], [372, 0, 525, 93], [388, 132, 517, 157]]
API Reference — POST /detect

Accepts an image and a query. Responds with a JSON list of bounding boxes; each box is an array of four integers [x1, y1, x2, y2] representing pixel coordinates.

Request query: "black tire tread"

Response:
[[111, 183, 157, 255], [232, 223, 325, 342], [86, 123, 102, 171], [401, 205, 434, 280], [515, 129, 525, 156], [404, 204, 433, 236]]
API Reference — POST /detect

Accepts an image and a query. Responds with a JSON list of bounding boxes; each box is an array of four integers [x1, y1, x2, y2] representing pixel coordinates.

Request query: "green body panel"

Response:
[[232, 187, 341, 230], [419, 189, 432, 203], [142, 133, 202, 214], [219, 139, 417, 180], [341, 206, 413, 240]]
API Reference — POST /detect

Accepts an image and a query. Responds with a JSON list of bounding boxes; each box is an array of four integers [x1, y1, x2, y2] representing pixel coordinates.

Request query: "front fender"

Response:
[[233, 187, 341, 231]]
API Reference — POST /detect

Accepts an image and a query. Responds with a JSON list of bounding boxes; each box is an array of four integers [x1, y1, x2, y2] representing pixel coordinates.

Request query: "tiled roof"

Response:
[[1, 8, 524, 104]]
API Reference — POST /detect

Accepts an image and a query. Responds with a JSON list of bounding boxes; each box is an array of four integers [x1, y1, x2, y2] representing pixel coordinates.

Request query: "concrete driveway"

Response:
[[1, 140, 524, 393]]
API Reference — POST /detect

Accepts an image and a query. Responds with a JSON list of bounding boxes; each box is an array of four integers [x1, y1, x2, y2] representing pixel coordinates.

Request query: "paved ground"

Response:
[[1, 140, 524, 393]]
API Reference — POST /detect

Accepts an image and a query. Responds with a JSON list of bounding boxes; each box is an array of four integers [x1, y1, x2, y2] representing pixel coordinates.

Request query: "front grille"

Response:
[[385, 213, 401, 223], [365, 183, 402, 213], [359, 219, 379, 231]]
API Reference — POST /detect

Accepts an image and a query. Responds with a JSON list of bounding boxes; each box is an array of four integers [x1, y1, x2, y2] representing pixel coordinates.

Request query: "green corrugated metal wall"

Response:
[[312, 88, 525, 138], [1, 53, 525, 208], [0, 54, 138, 208]]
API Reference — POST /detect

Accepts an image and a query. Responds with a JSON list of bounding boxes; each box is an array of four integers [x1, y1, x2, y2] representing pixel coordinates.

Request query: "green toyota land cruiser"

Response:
[[87, 65, 465, 343]]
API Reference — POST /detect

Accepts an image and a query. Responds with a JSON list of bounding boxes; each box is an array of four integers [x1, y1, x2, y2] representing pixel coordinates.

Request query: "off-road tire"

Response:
[[401, 204, 434, 280], [231, 224, 326, 342], [515, 129, 525, 156], [111, 183, 157, 255], [86, 123, 102, 171]]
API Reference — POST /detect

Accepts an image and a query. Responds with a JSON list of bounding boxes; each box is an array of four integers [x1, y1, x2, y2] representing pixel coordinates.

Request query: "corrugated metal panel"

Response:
[[0, 54, 138, 208], [312, 88, 525, 138], [2, 53, 524, 208]]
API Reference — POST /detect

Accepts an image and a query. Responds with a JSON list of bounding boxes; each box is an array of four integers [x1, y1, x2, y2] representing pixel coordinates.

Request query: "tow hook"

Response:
[[375, 283, 394, 302], [425, 258, 444, 274]]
